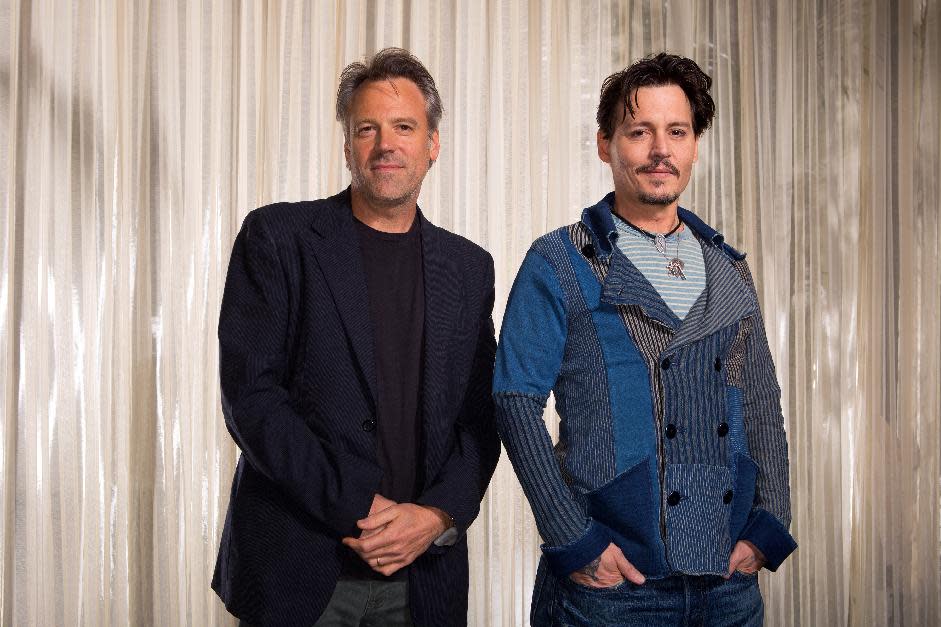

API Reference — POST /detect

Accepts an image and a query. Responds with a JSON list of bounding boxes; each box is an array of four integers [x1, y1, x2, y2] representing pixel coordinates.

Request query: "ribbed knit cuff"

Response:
[[541, 519, 612, 577]]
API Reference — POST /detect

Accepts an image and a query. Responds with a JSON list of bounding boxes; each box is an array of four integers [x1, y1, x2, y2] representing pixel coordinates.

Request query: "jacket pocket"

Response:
[[584, 456, 669, 575]]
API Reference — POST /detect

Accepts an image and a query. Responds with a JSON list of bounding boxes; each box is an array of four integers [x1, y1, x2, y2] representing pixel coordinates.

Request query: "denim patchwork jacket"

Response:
[[493, 193, 797, 611]]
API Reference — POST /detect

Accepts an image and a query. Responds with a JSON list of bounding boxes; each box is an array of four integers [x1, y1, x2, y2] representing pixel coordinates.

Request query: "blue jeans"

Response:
[[550, 572, 763, 627]]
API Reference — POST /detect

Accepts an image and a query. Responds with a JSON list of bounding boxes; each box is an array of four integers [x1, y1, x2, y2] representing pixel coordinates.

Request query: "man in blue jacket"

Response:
[[494, 53, 796, 626], [213, 48, 499, 626]]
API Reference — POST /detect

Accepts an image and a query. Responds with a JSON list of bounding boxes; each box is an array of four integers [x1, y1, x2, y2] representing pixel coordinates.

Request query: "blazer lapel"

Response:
[[418, 214, 463, 473], [306, 193, 378, 407]]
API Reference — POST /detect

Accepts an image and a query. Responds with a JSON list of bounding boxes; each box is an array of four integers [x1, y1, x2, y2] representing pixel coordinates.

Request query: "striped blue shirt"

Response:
[[612, 213, 705, 319]]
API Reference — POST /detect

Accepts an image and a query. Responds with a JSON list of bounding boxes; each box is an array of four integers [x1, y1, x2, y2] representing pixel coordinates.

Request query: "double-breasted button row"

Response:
[[660, 356, 724, 372], [663, 421, 728, 439], [665, 490, 735, 506]]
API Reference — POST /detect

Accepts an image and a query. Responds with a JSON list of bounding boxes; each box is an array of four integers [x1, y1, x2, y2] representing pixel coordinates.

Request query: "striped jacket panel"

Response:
[[494, 193, 796, 594]]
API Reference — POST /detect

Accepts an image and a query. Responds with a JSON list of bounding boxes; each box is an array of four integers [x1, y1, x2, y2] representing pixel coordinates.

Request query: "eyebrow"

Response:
[[627, 120, 693, 128], [353, 116, 421, 127]]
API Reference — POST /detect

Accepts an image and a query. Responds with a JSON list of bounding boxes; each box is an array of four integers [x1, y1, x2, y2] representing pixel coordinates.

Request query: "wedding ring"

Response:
[[376, 557, 382, 567]]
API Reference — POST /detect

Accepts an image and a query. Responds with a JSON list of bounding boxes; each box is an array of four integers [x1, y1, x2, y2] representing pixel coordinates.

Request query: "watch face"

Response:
[[435, 526, 459, 546]]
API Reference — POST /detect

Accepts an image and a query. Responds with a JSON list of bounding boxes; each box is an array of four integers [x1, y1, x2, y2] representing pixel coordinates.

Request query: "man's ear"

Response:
[[597, 130, 612, 164], [429, 129, 440, 163]]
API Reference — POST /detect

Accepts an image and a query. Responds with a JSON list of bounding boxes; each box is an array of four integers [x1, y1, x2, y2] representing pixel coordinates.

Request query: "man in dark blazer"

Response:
[[212, 48, 500, 627]]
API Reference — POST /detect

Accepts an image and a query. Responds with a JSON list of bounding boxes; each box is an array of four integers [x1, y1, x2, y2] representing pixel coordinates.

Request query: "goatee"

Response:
[[638, 191, 680, 206]]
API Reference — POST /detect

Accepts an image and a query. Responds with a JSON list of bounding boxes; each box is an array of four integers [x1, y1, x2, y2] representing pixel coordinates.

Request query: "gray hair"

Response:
[[336, 47, 443, 140]]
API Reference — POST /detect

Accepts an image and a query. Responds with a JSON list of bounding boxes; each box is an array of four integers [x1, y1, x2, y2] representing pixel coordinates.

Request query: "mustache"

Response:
[[636, 160, 679, 175]]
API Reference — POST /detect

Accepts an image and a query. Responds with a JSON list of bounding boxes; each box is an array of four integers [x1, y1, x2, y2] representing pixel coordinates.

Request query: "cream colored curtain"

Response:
[[2, 1, 939, 625]]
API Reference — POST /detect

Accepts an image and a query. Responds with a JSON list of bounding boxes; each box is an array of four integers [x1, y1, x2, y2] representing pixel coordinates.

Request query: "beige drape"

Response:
[[2, 1, 938, 625]]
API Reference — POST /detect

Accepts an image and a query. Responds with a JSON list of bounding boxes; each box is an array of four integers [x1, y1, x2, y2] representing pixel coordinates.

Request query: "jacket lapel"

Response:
[[667, 235, 757, 352], [418, 214, 462, 472], [600, 248, 682, 332], [306, 191, 378, 407]]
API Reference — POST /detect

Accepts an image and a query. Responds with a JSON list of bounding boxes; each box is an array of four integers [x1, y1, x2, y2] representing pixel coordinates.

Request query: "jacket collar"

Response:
[[587, 192, 755, 344], [580, 191, 745, 261]]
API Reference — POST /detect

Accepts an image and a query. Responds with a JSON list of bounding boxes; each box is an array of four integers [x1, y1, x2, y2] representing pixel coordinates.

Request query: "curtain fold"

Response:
[[1, 1, 938, 625]]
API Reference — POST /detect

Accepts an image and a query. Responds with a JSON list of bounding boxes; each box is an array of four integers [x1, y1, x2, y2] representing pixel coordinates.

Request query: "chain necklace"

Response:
[[619, 215, 687, 280]]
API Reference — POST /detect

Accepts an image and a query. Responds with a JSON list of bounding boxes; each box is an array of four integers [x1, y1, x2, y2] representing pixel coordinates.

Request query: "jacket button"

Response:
[[714, 357, 722, 371], [667, 491, 682, 506], [581, 243, 595, 259], [723, 490, 734, 504], [717, 422, 729, 437], [661, 357, 671, 370], [362, 419, 376, 432], [665, 423, 678, 439]]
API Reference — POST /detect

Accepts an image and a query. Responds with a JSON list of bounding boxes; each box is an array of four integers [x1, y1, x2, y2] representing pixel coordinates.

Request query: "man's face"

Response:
[[344, 78, 440, 209], [597, 84, 699, 212]]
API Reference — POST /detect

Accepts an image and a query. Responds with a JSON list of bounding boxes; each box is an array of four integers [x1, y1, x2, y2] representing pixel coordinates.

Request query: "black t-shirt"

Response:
[[355, 214, 424, 503], [344, 214, 424, 580]]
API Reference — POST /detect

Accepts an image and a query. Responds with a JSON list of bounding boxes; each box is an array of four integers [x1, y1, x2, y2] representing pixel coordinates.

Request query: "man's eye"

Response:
[[671, 128, 688, 136], [397, 124, 414, 132], [357, 126, 375, 136]]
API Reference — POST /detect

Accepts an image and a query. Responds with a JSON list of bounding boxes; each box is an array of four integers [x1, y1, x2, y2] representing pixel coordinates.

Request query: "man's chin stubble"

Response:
[[638, 192, 680, 206]]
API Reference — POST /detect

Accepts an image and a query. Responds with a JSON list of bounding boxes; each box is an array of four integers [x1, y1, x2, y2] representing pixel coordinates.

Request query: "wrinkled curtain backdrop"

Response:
[[1, 0, 939, 625]]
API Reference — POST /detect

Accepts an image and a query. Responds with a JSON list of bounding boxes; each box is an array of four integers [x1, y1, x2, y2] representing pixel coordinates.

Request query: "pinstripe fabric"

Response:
[[664, 464, 734, 572], [493, 393, 587, 545], [532, 233, 618, 489], [494, 193, 794, 621]]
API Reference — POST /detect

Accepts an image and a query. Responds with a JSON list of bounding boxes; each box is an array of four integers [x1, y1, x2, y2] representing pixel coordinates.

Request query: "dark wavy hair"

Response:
[[336, 47, 443, 140], [596, 52, 715, 139]]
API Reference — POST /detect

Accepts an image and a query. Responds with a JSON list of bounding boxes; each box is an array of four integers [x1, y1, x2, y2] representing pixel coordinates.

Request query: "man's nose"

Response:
[[650, 132, 670, 159], [374, 127, 395, 152]]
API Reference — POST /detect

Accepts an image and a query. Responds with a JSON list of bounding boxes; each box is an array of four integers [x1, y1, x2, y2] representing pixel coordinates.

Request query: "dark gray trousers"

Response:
[[239, 578, 412, 627]]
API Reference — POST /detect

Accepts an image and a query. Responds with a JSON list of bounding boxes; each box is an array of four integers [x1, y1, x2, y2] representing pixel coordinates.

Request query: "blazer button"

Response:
[[667, 491, 682, 506], [362, 419, 376, 432], [661, 357, 671, 370], [717, 422, 729, 437], [665, 423, 678, 439], [581, 243, 596, 259], [714, 357, 722, 371], [723, 490, 734, 504]]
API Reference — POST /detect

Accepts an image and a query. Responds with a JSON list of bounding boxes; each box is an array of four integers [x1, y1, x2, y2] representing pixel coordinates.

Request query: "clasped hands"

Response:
[[341, 494, 451, 577], [568, 540, 766, 589]]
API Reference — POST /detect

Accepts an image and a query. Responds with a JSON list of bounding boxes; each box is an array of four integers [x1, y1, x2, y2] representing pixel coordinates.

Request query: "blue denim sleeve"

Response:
[[493, 249, 611, 576]]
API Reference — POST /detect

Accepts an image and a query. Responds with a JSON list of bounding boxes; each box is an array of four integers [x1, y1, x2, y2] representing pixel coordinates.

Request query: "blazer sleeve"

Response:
[[218, 210, 381, 538], [416, 256, 501, 541]]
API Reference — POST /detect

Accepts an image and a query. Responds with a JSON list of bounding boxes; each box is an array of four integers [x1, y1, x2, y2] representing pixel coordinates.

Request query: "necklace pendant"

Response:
[[666, 257, 686, 280], [654, 233, 667, 254]]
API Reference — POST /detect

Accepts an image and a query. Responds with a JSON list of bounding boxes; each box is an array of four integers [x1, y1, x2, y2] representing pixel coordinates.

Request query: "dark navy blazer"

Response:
[[212, 188, 500, 627]]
